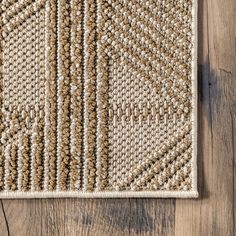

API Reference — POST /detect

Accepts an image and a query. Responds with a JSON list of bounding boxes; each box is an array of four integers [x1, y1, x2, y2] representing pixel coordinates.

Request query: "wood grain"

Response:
[[0, 199, 175, 236], [0, 201, 8, 236], [0, 0, 235, 235], [175, 0, 236, 235]]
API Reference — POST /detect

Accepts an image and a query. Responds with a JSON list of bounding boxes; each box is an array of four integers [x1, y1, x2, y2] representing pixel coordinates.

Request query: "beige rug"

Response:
[[0, 0, 198, 198]]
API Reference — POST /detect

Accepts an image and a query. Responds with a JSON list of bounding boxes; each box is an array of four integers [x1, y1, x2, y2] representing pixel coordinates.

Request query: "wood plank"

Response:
[[175, 0, 236, 235], [0, 201, 9, 236], [43, 199, 175, 236], [0, 199, 175, 236], [0, 199, 43, 236]]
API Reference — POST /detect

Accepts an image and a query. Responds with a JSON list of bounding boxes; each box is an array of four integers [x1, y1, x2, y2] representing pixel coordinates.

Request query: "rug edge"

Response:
[[0, 190, 198, 199], [191, 0, 198, 198]]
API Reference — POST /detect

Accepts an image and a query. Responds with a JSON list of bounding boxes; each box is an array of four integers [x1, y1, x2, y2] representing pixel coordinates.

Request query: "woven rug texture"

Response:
[[0, 0, 198, 198]]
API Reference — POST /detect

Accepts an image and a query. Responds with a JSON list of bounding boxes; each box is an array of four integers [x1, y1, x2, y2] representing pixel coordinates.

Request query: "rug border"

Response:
[[0, 190, 198, 198], [0, 0, 198, 199], [191, 0, 198, 197]]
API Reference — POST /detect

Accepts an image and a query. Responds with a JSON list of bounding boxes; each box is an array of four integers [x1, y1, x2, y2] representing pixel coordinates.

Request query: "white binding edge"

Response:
[[191, 0, 198, 196], [0, 190, 198, 199]]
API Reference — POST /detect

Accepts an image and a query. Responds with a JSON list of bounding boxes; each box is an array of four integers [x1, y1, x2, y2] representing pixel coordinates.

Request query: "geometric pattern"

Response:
[[0, 0, 198, 197]]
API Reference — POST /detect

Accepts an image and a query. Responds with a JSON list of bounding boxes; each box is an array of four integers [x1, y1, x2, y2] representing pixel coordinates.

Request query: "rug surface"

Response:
[[0, 0, 198, 198]]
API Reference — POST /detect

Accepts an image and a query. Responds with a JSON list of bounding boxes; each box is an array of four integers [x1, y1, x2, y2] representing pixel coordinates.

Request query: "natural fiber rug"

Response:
[[0, 0, 198, 198]]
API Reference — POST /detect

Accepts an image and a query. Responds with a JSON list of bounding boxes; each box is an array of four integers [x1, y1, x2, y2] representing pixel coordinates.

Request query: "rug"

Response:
[[0, 0, 198, 198]]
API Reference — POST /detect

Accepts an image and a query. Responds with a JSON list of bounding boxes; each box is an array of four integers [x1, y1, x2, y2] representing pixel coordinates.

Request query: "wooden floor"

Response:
[[0, 0, 235, 235]]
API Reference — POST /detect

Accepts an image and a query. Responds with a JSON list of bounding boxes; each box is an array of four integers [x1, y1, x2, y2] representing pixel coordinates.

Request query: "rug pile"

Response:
[[0, 0, 198, 198]]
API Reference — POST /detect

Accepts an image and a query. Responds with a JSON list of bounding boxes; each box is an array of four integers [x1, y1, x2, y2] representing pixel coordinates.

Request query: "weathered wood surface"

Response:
[[0, 0, 235, 235]]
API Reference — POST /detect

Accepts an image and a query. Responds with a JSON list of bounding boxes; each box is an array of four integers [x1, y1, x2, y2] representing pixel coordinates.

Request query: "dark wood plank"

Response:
[[175, 0, 236, 235]]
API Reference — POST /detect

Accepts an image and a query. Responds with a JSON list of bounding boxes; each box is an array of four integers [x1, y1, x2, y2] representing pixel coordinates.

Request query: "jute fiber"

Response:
[[0, 0, 198, 198]]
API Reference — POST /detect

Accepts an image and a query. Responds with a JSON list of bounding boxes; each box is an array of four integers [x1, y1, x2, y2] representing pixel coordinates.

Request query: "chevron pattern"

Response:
[[106, 0, 194, 191], [0, 0, 197, 197]]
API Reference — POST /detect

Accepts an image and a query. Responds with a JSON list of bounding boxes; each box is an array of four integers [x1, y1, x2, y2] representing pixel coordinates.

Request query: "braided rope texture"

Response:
[[0, 0, 197, 197]]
